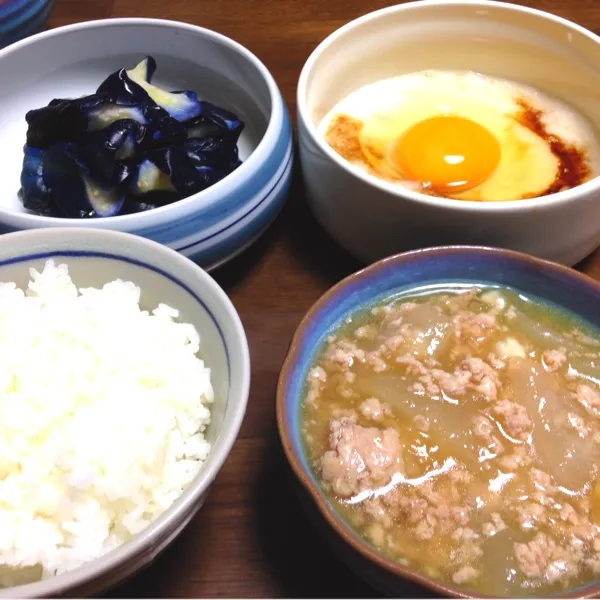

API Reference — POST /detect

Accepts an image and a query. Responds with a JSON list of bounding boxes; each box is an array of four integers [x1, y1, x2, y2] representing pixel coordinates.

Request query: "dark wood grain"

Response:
[[46, 1, 600, 597]]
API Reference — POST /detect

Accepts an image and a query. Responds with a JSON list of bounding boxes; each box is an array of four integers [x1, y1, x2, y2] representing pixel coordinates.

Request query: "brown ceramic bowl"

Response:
[[276, 246, 600, 598]]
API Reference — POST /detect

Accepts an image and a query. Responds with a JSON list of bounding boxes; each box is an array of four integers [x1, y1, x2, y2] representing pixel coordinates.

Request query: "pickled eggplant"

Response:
[[18, 56, 244, 218], [42, 143, 124, 218]]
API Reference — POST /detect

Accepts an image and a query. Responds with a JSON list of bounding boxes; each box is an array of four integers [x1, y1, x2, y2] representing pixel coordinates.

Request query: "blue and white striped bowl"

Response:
[[0, 0, 53, 49], [0, 19, 293, 270]]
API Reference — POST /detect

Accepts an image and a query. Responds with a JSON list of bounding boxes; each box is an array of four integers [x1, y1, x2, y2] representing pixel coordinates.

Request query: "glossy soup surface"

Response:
[[301, 285, 600, 596]]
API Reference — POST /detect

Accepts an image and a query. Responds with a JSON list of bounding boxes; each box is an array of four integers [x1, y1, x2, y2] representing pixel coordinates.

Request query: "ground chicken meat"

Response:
[[498, 445, 531, 471], [454, 311, 496, 342], [359, 397, 390, 423], [518, 502, 546, 531], [383, 335, 405, 352], [559, 503, 579, 526], [471, 416, 504, 455], [473, 375, 498, 402], [321, 416, 404, 497], [396, 354, 429, 377], [543, 349, 567, 372], [530, 469, 556, 494], [363, 499, 392, 528], [482, 512, 507, 537], [488, 352, 506, 370], [396, 354, 444, 397], [306, 366, 327, 404], [330, 371, 357, 400], [450, 541, 483, 564], [431, 368, 472, 397], [452, 527, 480, 543], [326, 339, 365, 369], [567, 412, 591, 438], [452, 565, 480, 584], [576, 384, 600, 415], [493, 399, 532, 438], [397, 495, 428, 523], [413, 414, 430, 432], [451, 505, 471, 526], [393, 483, 474, 543], [514, 533, 578, 583], [365, 350, 388, 372], [308, 366, 327, 383], [472, 415, 494, 441], [514, 533, 555, 579], [414, 516, 436, 541], [427, 357, 500, 401], [461, 357, 501, 401]]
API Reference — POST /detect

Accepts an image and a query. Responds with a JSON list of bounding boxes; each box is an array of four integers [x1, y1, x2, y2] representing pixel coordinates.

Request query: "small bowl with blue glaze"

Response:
[[0, 0, 53, 49], [0, 226, 250, 598], [276, 245, 600, 599], [0, 18, 293, 271]]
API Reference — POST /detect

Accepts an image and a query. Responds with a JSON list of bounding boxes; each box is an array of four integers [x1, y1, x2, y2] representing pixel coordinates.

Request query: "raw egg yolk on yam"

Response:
[[357, 103, 559, 201], [393, 116, 501, 193]]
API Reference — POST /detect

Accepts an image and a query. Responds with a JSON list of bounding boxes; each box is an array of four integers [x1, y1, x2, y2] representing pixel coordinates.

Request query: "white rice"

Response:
[[0, 260, 214, 586]]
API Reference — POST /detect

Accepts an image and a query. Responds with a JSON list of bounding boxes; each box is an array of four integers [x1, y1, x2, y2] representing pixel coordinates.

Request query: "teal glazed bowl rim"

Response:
[[276, 245, 600, 599]]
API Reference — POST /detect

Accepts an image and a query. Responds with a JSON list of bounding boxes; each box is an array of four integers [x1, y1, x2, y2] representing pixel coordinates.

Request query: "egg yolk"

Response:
[[392, 116, 501, 193]]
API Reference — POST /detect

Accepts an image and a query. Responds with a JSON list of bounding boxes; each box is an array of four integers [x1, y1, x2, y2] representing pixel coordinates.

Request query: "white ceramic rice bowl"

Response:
[[0, 227, 250, 598]]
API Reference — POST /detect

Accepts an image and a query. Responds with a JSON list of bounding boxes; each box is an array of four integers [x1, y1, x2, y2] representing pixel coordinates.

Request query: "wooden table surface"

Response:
[[46, 0, 600, 597]]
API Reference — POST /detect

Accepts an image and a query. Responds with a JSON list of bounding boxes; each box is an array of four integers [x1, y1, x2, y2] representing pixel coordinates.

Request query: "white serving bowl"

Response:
[[0, 228, 250, 598], [0, 18, 293, 270], [297, 0, 600, 267]]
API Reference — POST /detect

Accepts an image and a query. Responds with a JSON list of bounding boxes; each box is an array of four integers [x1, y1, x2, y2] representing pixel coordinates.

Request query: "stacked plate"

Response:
[[0, 0, 53, 48]]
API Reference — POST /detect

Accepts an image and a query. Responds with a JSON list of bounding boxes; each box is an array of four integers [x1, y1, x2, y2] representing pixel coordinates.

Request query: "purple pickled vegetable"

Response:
[[129, 159, 175, 196], [149, 145, 207, 197], [184, 136, 241, 167], [20, 146, 55, 216], [26, 95, 149, 150], [129, 55, 157, 83], [80, 119, 142, 185], [25, 95, 101, 149], [195, 102, 244, 137], [18, 56, 244, 218], [87, 102, 147, 133], [43, 143, 124, 218], [98, 56, 202, 122]]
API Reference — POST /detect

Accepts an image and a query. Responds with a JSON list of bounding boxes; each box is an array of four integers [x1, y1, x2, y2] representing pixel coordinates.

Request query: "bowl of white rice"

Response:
[[0, 227, 250, 598]]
